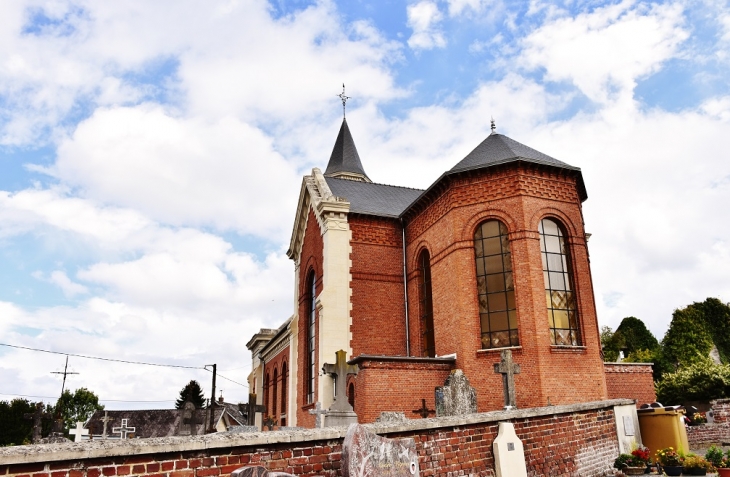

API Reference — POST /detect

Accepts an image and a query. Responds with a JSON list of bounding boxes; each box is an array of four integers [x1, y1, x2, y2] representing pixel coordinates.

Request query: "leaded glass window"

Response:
[[418, 250, 436, 357], [539, 218, 582, 346], [306, 272, 316, 404], [474, 220, 518, 348]]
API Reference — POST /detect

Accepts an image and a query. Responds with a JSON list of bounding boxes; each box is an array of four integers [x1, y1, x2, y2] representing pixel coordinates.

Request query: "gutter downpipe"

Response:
[[401, 218, 410, 356]]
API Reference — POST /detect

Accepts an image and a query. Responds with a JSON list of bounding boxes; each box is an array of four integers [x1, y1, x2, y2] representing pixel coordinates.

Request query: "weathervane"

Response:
[[490, 117, 496, 133], [337, 83, 350, 118]]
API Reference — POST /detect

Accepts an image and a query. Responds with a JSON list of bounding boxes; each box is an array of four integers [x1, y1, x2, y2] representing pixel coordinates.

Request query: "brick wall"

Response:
[[0, 399, 633, 477], [603, 363, 656, 407], [263, 346, 290, 427], [687, 398, 730, 445]]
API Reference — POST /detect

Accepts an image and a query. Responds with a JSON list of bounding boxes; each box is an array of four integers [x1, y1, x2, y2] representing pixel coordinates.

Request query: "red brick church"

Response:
[[246, 115, 653, 428]]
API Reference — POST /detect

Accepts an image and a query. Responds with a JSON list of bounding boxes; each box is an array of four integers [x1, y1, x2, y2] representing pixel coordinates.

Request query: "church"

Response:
[[246, 107, 646, 429]]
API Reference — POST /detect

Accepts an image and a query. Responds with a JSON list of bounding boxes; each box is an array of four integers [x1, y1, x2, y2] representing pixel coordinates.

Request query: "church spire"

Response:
[[324, 85, 371, 182]]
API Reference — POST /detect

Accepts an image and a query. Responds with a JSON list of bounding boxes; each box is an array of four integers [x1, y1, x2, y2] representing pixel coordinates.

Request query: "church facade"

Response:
[[247, 118, 611, 428]]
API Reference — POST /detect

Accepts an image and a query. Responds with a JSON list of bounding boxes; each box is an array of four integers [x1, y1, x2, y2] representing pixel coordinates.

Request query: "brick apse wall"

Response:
[[687, 398, 730, 445], [603, 363, 656, 407], [0, 399, 634, 477]]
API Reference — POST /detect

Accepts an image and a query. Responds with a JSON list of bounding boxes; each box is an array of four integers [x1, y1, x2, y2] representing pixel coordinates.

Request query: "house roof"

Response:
[[324, 119, 370, 181], [325, 177, 423, 218]]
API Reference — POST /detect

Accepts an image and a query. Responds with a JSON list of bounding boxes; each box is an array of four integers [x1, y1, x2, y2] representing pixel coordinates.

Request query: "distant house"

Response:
[[84, 401, 245, 439]]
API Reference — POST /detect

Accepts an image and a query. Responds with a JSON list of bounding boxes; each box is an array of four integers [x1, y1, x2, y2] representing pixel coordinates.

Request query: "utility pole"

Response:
[[206, 364, 217, 433]]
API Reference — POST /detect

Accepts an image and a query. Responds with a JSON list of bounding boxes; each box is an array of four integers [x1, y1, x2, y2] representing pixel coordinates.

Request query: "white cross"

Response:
[[69, 421, 89, 442], [112, 418, 135, 439]]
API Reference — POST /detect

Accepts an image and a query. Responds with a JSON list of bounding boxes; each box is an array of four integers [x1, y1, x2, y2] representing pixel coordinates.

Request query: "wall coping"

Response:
[[603, 362, 654, 367], [348, 354, 456, 365], [0, 399, 634, 465]]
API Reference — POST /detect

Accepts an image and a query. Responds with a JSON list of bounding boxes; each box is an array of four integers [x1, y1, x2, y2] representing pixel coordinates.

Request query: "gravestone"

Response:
[[244, 393, 266, 427], [69, 422, 89, 442], [230, 466, 295, 477], [435, 369, 477, 417], [308, 402, 328, 428], [342, 424, 419, 477], [180, 401, 203, 435], [227, 425, 259, 433], [24, 402, 52, 444], [492, 422, 527, 477], [322, 350, 359, 427], [493, 349, 520, 409], [100, 411, 113, 439], [112, 418, 135, 439], [376, 412, 406, 423]]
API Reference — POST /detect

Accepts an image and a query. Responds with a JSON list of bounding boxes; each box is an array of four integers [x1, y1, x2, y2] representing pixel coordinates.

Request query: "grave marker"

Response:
[[342, 423, 419, 477], [244, 393, 266, 427], [112, 418, 135, 439], [308, 402, 328, 428], [493, 349, 520, 409], [23, 403, 52, 444], [100, 411, 113, 439], [230, 466, 294, 477], [180, 401, 203, 435], [492, 422, 527, 477], [322, 349, 359, 426], [412, 399, 435, 419], [435, 370, 477, 417], [69, 422, 89, 442]]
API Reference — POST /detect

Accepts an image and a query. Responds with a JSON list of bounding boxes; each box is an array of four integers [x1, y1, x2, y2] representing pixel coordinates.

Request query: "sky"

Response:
[[1, 0, 729, 411]]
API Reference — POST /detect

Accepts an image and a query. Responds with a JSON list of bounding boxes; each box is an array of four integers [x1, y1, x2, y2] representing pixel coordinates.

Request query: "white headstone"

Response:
[[69, 421, 89, 442], [493, 422, 527, 477]]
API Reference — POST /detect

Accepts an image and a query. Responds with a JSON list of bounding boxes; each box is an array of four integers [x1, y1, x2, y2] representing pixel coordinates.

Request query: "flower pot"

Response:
[[622, 466, 646, 475], [683, 468, 707, 476], [661, 465, 683, 476], [718, 468, 730, 477]]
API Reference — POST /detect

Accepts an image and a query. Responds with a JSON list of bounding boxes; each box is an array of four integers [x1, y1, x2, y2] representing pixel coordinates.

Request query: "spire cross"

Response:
[[490, 117, 496, 133], [337, 84, 350, 118]]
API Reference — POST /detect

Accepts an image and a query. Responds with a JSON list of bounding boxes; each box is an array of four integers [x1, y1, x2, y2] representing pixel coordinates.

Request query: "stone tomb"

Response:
[[434, 369, 477, 417], [493, 422, 527, 477], [342, 424, 419, 477]]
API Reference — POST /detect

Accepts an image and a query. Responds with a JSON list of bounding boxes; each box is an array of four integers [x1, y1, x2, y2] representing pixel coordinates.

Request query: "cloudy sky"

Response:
[[1, 0, 729, 410]]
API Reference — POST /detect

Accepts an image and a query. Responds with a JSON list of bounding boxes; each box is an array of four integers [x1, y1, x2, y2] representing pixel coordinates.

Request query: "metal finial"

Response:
[[490, 117, 496, 133], [337, 83, 350, 118]]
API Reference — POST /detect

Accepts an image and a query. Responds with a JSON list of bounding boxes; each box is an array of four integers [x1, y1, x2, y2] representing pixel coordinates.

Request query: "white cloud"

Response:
[[407, 1, 447, 50], [33, 270, 89, 298], [447, 0, 491, 17]]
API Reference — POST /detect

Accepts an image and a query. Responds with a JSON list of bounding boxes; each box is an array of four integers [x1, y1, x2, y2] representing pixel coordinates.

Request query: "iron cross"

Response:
[[412, 399, 435, 419], [337, 84, 350, 118]]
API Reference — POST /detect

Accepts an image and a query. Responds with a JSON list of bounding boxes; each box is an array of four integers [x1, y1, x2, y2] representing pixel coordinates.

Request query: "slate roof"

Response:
[[324, 119, 370, 180], [325, 177, 423, 218], [450, 133, 580, 173]]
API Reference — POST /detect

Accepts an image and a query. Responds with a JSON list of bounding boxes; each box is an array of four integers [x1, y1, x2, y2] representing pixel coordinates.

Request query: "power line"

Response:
[[0, 343, 204, 370], [0, 392, 175, 403], [204, 368, 248, 388]]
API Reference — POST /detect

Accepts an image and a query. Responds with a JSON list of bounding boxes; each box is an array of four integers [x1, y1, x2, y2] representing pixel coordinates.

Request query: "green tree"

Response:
[[614, 316, 659, 353], [655, 358, 730, 404], [694, 298, 730, 363], [175, 380, 206, 409], [601, 325, 619, 362], [54, 388, 104, 433], [0, 398, 36, 446], [662, 305, 714, 369]]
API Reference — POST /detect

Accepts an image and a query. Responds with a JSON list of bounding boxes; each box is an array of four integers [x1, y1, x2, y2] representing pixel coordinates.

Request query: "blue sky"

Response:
[[1, 0, 729, 410]]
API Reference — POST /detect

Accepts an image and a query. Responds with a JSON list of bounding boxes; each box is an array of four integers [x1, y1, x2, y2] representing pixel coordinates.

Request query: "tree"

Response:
[[0, 398, 36, 446], [662, 305, 714, 369], [655, 358, 730, 404], [614, 317, 659, 353], [175, 380, 206, 409], [601, 325, 619, 362], [694, 298, 730, 363], [54, 388, 104, 434]]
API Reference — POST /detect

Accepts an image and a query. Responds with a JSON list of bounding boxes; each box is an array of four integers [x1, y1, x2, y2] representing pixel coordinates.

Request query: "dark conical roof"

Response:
[[324, 118, 370, 181], [450, 133, 580, 173]]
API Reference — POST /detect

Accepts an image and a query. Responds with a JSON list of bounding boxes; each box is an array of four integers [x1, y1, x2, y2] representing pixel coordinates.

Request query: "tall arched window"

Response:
[[306, 271, 316, 404], [272, 367, 278, 418], [348, 382, 355, 410], [539, 218, 581, 346], [474, 220, 518, 348], [281, 362, 287, 420], [418, 250, 436, 357], [264, 372, 270, 414]]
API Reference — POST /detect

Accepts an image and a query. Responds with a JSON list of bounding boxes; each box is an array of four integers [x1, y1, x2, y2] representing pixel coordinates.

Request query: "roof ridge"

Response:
[[327, 176, 424, 192]]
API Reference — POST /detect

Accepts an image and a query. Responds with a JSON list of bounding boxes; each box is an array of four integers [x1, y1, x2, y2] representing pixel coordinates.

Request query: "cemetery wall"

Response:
[[296, 208, 324, 429], [0, 399, 633, 477], [402, 164, 606, 410], [603, 363, 656, 407], [687, 399, 730, 445], [349, 215, 407, 357]]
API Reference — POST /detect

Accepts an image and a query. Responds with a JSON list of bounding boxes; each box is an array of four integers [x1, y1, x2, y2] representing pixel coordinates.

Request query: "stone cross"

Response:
[[412, 399, 435, 419], [112, 418, 135, 439], [493, 349, 521, 409], [322, 349, 358, 412], [181, 401, 203, 435], [308, 402, 328, 428], [244, 393, 266, 427], [69, 421, 89, 442], [100, 411, 113, 439], [24, 402, 52, 443]]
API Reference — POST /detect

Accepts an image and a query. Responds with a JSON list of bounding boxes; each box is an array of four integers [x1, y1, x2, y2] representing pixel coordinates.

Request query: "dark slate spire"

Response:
[[324, 118, 371, 182]]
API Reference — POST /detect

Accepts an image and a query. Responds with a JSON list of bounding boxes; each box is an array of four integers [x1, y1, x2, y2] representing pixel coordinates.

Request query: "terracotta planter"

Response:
[[661, 465, 683, 476], [622, 466, 646, 475], [718, 468, 730, 477]]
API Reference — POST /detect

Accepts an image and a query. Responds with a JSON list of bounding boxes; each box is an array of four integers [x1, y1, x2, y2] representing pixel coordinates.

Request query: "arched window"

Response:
[[474, 220, 518, 348], [539, 218, 581, 346], [348, 382, 355, 410], [418, 250, 436, 357], [306, 271, 316, 404], [264, 372, 270, 414], [281, 362, 287, 418], [272, 367, 278, 418]]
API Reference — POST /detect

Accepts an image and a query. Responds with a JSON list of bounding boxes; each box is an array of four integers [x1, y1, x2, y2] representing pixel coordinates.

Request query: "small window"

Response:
[[418, 250, 436, 357], [281, 362, 287, 417], [474, 220, 518, 348], [272, 367, 278, 418], [306, 271, 316, 404], [539, 218, 582, 346]]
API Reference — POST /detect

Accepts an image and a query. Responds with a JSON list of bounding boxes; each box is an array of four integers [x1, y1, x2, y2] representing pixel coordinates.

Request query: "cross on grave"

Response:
[[181, 401, 204, 435], [100, 411, 113, 439], [308, 402, 328, 428], [69, 421, 89, 442], [322, 349, 358, 412], [412, 399, 435, 419], [244, 393, 266, 427], [112, 418, 135, 439], [493, 349, 521, 409], [24, 402, 52, 444]]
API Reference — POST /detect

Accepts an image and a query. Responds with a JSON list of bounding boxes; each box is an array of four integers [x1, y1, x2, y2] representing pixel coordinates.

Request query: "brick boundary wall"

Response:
[[0, 399, 633, 477], [687, 399, 730, 445], [604, 363, 656, 407]]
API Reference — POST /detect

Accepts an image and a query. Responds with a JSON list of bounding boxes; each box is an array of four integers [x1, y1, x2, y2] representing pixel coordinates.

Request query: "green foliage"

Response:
[[705, 445, 724, 468], [662, 306, 714, 368], [616, 316, 660, 353], [655, 359, 730, 404], [694, 298, 730, 364], [623, 348, 654, 363], [54, 388, 104, 433], [601, 325, 619, 362], [175, 380, 206, 409], [0, 398, 35, 446]]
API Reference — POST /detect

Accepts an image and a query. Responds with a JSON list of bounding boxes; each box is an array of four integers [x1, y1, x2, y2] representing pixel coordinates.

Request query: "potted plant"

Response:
[[691, 412, 708, 425], [706, 445, 724, 469], [683, 454, 715, 476], [716, 456, 730, 477], [656, 447, 684, 476], [614, 446, 650, 475]]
